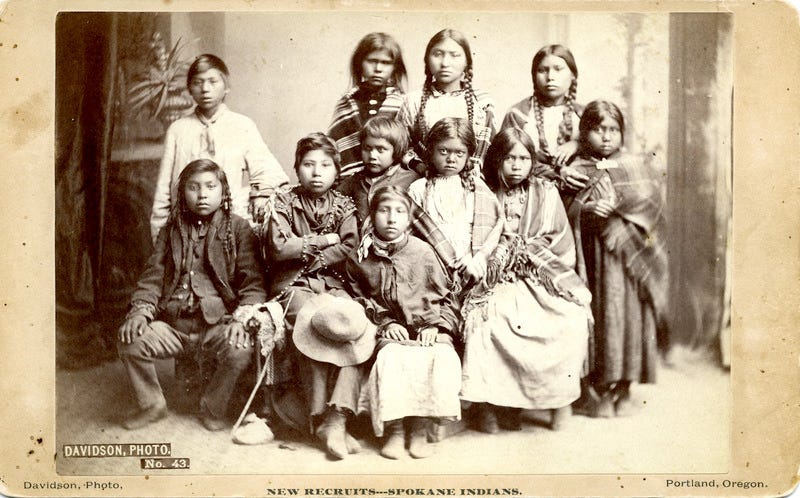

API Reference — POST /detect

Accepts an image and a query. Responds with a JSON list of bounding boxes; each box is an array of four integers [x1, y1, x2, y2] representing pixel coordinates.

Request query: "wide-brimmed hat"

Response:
[[293, 294, 377, 367]]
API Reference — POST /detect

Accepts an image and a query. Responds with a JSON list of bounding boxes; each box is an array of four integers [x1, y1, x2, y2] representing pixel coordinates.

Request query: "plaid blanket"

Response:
[[471, 178, 503, 256], [566, 154, 669, 331], [493, 178, 591, 306], [328, 87, 406, 177]]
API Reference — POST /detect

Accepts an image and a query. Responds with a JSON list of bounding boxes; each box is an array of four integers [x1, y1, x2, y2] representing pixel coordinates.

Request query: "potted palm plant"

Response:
[[127, 32, 196, 132]]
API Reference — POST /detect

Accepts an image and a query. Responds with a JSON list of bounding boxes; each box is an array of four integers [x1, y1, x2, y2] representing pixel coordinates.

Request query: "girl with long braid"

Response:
[[501, 45, 590, 191], [400, 29, 497, 176]]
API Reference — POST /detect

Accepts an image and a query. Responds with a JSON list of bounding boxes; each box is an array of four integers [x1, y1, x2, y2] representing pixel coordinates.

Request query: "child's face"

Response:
[[534, 55, 574, 105], [427, 38, 467, 89], [361, 136, 395, 177], [189, 68, 228, 116], [361, 49, 396, 89], [184, 171, 223, 217], [430, 137, 469, 177], [586, 116, 623, 158], [430, 138, 469, 176], [297, 149, 338, 196], [500, 141, 534, 187], [372, 199, 411, 241]]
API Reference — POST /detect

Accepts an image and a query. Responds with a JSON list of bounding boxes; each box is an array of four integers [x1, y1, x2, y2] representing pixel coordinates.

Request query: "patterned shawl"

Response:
[[492, 178, 591, 306], [328, 87, 406, 178], [470, 178, 503, 256], [566, 153, 669, 331]]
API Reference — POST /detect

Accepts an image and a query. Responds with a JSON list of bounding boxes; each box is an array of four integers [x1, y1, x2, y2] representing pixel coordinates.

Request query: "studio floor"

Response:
[[56, 346, 729, 476]]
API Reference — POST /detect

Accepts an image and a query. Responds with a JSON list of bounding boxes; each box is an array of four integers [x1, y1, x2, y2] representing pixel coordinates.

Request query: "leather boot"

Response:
[[408, 417, 434, 459], [380, 419, 406, 460], [315, 408, 348, 459]]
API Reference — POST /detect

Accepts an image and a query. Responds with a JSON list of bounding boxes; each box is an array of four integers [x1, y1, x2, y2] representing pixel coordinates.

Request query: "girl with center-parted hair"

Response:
[[150, 54, 289, 240], [400, 29, 497, 175], [564, 100, 669, 419], [459, 128, 592, 433], [328, 32, 410, 179], [346, 186, 461, 460], [500, 44, 590, 191]]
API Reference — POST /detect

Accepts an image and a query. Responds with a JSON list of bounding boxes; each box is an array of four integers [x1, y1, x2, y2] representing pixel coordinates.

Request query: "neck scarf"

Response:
[[195, 104, 226, 157]]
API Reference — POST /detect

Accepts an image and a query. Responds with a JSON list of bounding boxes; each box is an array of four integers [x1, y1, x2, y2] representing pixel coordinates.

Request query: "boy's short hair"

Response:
[[293, 132, 341, 172], [187, 54, 230, 88], [359, 117, 409, 164]]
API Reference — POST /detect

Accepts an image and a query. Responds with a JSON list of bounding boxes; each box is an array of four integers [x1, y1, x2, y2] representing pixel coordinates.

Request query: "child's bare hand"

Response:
[[249, 197, 270, 224], [118, 315, 148, 344], [559, 166, 590, 190], [417, 327, 438, 346], [585, 200, 615, 218], [552, 140, 579, 166], [382, 323, 409, 341], [323, 233, 341, 247], [462, 253, 488, 282], [225, 321, 252, 349]]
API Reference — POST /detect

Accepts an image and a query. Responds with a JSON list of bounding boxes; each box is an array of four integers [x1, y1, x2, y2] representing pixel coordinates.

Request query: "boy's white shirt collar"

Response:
[[195, 103, 229, 124]]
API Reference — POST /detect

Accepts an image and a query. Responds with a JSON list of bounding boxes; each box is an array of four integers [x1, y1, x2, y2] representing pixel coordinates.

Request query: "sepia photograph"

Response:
[[54, 9, 731, 476], [0, 1, 798, 497]]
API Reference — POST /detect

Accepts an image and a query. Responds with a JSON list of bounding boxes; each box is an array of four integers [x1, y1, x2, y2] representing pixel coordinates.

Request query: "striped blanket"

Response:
[[327, 87, 406, 178]]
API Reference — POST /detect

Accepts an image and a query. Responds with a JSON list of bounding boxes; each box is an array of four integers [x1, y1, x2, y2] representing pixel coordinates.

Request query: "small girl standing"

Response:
[[328, 33, 409, 178], [151, 54, 289, 240], [500, 45, 588, 190], [259, 133, 363, 458], [401, 29, 497, 175], [347, 186, 461, 459], [407, 117, 503, 293], [460, 128, 591, 432], [566, 101, 669, 417]]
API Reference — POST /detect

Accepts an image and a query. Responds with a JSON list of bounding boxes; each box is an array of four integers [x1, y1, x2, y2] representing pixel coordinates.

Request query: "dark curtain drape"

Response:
[[667, 13, 732, 355], [56, 13, 118, 368]]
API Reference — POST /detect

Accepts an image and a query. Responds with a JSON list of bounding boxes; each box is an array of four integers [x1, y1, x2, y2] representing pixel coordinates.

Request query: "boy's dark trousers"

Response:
[[118, 311, 253, 419]]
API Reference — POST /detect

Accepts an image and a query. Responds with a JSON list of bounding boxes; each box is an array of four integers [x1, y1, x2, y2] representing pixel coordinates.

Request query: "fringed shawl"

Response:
[[493, 178, 591, 307], [566, 153, 669, 331]]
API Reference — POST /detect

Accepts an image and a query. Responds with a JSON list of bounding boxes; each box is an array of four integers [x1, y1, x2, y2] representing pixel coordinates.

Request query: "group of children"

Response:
[[116, 29, 669, 460]]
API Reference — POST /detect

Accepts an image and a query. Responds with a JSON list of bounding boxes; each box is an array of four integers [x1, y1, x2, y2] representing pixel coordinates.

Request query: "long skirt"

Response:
[[359, 337, 462, 437], [585, 244, 658, 385], [460, 278, 589, 410]]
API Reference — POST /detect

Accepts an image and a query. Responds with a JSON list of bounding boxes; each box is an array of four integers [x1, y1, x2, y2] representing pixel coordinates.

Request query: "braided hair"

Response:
[[415, 29, 476, 151], [170, 158, 236, 264], [424, 117, 477, 192], [530, 45, 578, 155]]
